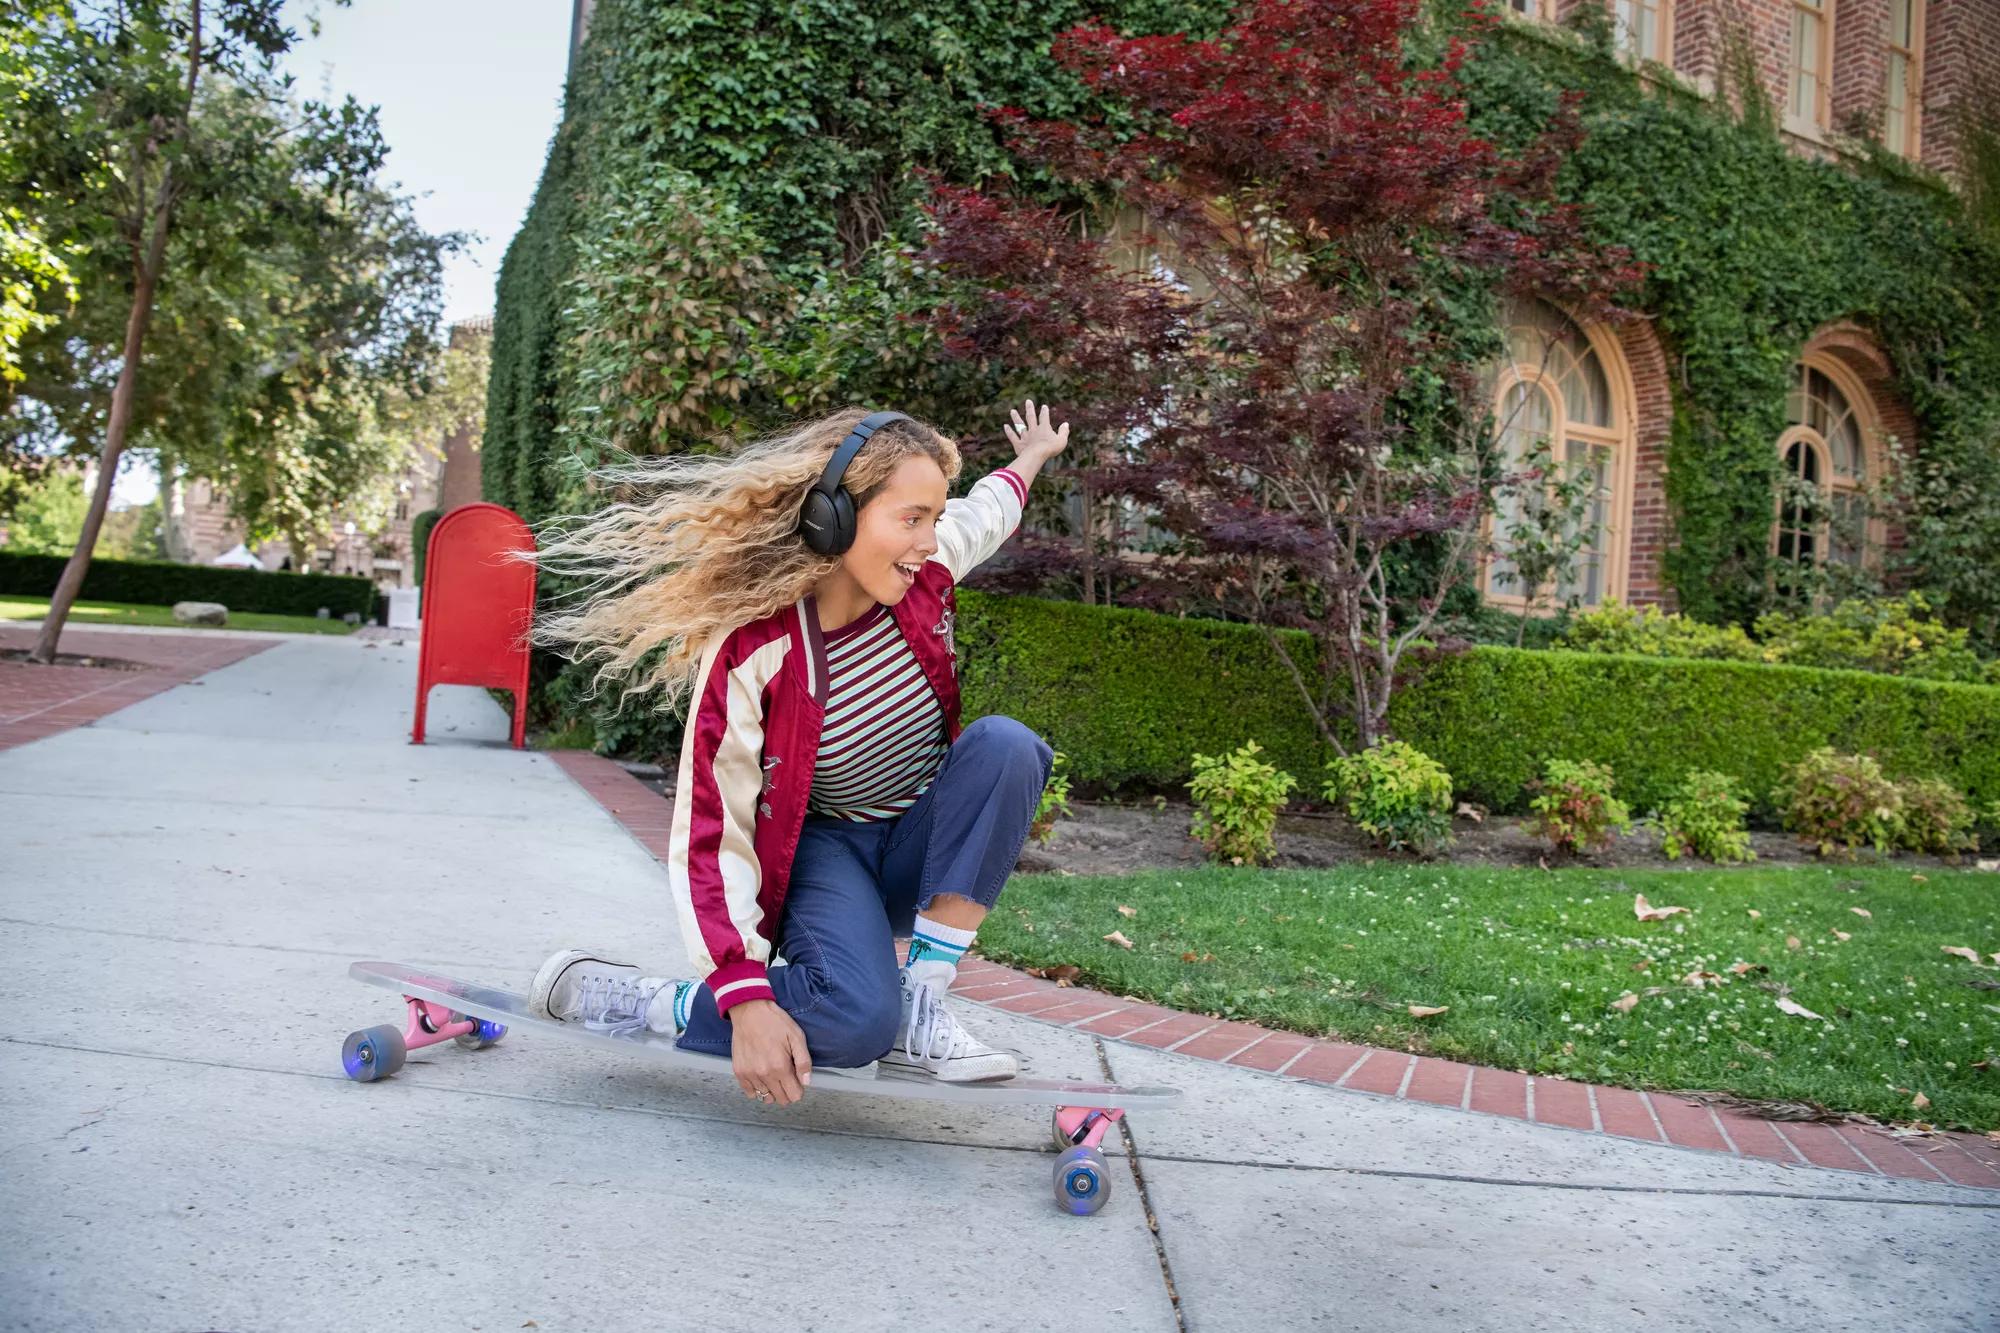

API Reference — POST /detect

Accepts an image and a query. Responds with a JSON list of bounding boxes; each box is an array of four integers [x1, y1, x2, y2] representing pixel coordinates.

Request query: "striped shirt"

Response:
[[807, 600, 950, 822]]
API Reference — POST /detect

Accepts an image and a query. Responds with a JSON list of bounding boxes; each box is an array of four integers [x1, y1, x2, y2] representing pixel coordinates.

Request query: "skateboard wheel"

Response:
[[341, 1023, 407, 1082], [454, 1018, 506, 1050], [1053, 1145, 1110, 1216]]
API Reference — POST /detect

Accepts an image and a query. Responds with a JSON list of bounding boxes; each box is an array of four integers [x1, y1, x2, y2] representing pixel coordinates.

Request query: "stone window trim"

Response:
[[1767, 351, 1889, 574], [1479, 298, 1639, 613]]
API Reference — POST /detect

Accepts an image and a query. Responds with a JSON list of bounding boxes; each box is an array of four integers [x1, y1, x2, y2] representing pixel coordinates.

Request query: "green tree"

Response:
[[2, 1, 455, 661], [0, 462, 86, 554]]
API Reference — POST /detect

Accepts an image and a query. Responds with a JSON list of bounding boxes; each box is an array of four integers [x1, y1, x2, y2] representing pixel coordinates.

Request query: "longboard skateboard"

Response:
[[343, 961, 1180, 1215]]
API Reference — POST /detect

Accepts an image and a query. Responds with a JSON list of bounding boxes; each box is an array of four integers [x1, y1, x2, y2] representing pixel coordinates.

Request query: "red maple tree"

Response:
[[919, 0, 1642, 751]]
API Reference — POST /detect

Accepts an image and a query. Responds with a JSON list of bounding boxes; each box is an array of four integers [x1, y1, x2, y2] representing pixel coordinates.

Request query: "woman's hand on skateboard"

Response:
[[725, 999, 812, 1105]]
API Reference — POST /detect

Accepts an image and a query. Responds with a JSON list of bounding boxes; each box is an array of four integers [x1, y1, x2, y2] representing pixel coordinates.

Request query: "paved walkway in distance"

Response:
[[2, 628, 1995, 1333], [0, 622, 276, 751]]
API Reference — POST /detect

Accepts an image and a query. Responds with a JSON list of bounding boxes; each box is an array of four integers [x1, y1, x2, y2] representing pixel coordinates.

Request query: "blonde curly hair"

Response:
[[519, 407, 962, 713]]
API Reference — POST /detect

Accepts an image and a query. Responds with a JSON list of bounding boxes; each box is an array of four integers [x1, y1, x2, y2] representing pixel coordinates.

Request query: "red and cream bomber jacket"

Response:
[[666, 465, 1029, 1016]]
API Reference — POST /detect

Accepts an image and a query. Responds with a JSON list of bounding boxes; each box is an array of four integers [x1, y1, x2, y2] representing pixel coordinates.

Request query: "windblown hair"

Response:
[[519, 408, 962, 714]]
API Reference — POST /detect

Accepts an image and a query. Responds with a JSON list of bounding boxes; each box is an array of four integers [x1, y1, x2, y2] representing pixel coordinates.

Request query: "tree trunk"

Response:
[[28, 207, 173, 663], [1080, 474, 1096, 604]]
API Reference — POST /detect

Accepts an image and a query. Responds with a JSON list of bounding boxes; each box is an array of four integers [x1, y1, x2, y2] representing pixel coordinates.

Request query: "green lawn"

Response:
[[977, 862, 2000, 1131], [0, 596, 356, 636]]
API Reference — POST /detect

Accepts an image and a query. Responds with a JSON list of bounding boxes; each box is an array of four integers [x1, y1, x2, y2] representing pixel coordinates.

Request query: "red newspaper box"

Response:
[[412, 502, 534, 748]]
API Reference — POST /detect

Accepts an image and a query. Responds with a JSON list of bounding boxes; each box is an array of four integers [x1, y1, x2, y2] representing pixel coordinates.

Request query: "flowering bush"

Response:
[[1754, 594, 1991, 684], [1527, 758, 1633, 855], [1324, 740, 1455, 855], [1188, 740, 1297, 866], [1771, 749, 1905, 858], [1895, 778, 1978, 856], [1561, 603, 1760, 662], [1653, 770, 1755, 864]]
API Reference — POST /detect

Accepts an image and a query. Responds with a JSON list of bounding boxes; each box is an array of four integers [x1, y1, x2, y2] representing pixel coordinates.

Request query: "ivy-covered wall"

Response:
[[486, 1, 2000, 744]]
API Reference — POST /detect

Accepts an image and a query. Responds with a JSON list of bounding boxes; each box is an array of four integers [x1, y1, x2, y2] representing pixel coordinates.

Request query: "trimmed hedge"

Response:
[[411, 509, 442, 585], [954, 589, 2000, 816], [0, 551, 376, 618]]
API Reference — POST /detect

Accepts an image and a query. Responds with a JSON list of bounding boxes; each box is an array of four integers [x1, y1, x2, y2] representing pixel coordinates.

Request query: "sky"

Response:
[[114, 0, 573, 506]]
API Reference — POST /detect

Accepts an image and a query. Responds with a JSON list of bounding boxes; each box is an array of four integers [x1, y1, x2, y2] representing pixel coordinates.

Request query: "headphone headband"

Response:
[[810, 410, 912, 501]]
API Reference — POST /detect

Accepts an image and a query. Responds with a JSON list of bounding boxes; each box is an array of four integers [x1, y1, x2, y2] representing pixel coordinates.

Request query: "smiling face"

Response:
[[827, 453, 948, 609]]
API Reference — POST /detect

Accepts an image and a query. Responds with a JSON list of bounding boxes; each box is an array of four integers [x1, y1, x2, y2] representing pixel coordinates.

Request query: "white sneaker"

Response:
[[529, 948, 677, 1036], [879, 971, 1019, 1082]]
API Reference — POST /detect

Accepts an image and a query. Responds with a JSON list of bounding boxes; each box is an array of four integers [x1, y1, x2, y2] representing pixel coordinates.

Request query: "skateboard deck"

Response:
[[343, 961, 1177, 1215], [345, 961, 1181, 1109]]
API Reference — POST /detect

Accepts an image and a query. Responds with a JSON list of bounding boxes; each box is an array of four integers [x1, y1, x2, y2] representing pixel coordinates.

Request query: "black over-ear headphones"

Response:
[[796, 410, 913, 557]]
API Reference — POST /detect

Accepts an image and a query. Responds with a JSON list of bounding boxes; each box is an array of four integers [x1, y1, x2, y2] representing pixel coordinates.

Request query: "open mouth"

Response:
[[893, 561, 921, 586]]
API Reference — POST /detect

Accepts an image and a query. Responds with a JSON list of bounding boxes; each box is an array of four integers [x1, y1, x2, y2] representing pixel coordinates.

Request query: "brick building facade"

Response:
[[1487, 0, 1999, 609]]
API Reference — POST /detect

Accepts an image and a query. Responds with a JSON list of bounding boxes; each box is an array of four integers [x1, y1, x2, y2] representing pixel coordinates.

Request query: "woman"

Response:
[[520, 400, 1070, 1106]]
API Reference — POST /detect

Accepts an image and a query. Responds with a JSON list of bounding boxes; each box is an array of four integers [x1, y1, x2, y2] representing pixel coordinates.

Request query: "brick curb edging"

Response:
[[0, 629, 277, 752], [549, 748, 2000, 1192]]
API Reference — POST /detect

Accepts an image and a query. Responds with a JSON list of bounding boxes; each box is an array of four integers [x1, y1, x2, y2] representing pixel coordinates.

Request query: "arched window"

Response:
[[1483, 298, 1633, 610], [1773, 358, 1879, 573]]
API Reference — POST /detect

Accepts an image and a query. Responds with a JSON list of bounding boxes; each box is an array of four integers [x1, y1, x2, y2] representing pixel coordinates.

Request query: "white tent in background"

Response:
[[210, 542, 263, 569]]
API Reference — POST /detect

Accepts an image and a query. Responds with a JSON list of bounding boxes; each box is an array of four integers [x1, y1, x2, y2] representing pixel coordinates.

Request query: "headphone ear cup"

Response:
[[825, 486, 856, 557], [798, 487, 857, 557]]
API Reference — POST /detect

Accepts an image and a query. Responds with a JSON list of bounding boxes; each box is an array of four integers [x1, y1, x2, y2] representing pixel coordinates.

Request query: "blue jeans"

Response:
[[674, 714, 1055, 1066]]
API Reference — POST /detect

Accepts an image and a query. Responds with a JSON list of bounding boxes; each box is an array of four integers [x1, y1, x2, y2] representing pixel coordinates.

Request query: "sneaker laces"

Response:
[[899, 979, 976, 1073], [577, 973, 663, 1037]]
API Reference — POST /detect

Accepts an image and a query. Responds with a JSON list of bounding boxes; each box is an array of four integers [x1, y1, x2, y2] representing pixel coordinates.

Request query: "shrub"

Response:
[[1896, 778, 1978, 856], [1527, 758, 1633, 856], [1654, 770, 1755, 864], [0, 550, 375, 617], [1561, 602, 1761, 662], [1030, 750, 1073, 846], [1187, 740, 1296, 866], [1324, 740, 1455, 855], [411, 509, 443, 585], [1771, 749, 1905, 858], [1754, 594, 1988, 684]]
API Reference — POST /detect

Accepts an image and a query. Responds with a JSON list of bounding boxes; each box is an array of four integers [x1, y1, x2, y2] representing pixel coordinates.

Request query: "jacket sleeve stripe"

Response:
[[934, 469, 1025, 583], [668, 628, 785, 993]]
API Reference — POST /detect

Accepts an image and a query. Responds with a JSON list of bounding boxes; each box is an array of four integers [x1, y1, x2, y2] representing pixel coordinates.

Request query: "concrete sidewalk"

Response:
[[0, 631, 1993, 1332]]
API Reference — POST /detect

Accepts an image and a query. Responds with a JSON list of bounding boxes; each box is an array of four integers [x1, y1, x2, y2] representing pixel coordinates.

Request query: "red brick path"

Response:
[[0, 625, 277, 751], [551, 748, 2000, 1191]]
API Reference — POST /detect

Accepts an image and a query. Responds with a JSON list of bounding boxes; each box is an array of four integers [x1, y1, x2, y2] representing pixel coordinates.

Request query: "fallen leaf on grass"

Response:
[[1407, 1004, 1449, 1018], [1610, 992, 1640, 1013], [1910, 874, 1928, 884], [1103, 931, 1135, 950], [1941, 946, 1988, 965], [1775, 997, 1826, 1020], [1115, 904, 1137, 918], [1832, 929, 1851, 942], [1786, 935, 1802, 950], [1911, 1091, 1931, 1111], [1852, 907, 1872, 919], [1682, 970, 1724, 988], [1729, 961, 1768, 975], [1747, 909, 1762, 919], [1180, 951, 1215, 964], [1025, 964, 1083, 985], [1634, 894, 1689, 921], [1631, 960, 1651, 973]]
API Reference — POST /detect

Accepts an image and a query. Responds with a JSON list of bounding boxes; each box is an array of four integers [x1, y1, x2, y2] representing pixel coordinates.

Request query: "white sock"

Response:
[[905, 915, 976, 996], [644, 979, 695, 1035]]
